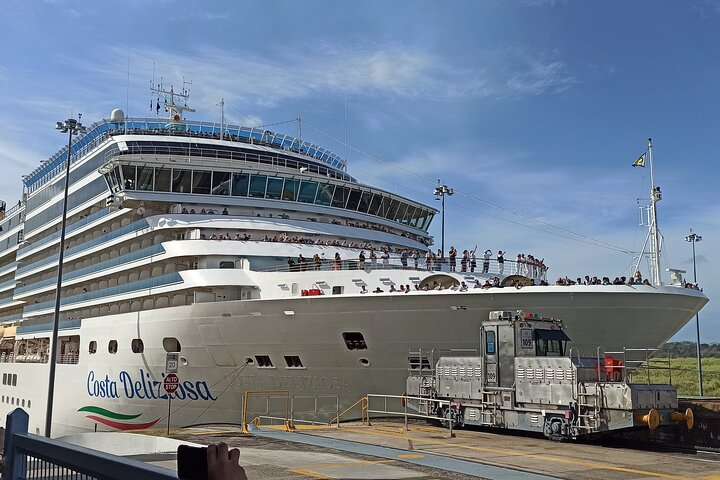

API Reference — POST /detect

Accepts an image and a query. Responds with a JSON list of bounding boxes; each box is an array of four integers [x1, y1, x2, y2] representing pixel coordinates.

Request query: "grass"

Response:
[[629, 357, 720, 397]]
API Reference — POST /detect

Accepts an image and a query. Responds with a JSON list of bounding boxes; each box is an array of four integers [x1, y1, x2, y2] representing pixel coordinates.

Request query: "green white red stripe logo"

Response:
[[78, 406, 160, 430]]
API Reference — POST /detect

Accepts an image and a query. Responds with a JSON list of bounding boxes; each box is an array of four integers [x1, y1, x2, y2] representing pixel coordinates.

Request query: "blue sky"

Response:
[[0, 0, 718, 341]]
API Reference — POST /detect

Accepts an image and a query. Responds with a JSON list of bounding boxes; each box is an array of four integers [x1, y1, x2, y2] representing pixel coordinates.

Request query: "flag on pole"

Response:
[[632, 153, 646, 167]]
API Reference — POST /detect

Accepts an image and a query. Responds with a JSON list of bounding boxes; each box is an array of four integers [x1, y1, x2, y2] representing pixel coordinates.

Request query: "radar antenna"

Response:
[[150, 76, 196, 125]]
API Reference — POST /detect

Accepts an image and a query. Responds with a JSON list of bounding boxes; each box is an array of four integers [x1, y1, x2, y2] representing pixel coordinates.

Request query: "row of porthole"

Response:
[[87, 337, 181, 355], [1, 395, 30, 408], [244, 355, 371, 368]]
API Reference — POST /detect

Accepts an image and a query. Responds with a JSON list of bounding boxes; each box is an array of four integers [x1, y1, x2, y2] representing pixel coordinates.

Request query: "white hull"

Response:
[[0, 284, 706, 437]]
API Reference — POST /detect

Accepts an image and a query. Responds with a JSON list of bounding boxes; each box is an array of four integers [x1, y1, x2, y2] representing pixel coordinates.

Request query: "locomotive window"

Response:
[[485, 331, 496, 354], [536, 339, 564, 357]]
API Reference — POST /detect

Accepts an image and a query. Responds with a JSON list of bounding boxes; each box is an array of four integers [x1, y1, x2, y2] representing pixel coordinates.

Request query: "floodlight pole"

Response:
[[45, 117, 86, 437], [685, 229, 703, 396], [433, 183, 454, 258]]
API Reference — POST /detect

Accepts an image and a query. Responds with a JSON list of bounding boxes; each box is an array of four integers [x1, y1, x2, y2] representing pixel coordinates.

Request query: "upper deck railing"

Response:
[[24, 117, 347, 193]]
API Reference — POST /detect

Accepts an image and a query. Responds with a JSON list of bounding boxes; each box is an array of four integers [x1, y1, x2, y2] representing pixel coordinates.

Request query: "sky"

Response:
[[0, 0, 718, 341]]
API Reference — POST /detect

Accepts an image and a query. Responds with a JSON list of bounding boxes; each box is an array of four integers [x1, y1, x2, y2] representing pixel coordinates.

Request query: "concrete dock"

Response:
[[128, 419, 720, 479]]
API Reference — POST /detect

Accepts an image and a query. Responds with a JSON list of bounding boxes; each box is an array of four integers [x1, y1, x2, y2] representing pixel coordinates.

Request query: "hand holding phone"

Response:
[[207, 443, 247, 480]]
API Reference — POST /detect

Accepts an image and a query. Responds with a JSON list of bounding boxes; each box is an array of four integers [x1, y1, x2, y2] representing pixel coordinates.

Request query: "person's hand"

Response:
[[207, 443, 247, 480]]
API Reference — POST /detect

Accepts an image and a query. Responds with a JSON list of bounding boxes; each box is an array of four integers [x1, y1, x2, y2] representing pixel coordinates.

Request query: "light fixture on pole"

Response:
[[45, 117, 86, 437], [433, 182, 454, 258], [685, 229, 703, 396]]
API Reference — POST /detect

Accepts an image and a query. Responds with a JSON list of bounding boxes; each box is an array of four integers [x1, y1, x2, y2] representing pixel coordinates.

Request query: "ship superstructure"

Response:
[[0, 91, 708, 436]]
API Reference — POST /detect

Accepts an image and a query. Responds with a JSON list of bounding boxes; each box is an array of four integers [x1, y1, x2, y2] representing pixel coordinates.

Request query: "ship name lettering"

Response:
[[87, 370, 215, 401]]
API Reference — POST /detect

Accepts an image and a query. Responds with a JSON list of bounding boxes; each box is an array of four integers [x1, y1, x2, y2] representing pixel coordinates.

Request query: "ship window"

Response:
[[219, 261, 235, 269], [122, 165, 136, 190], [332, 286, 344, 295], [255, 355, 274, 368], [282, 179, 299, 201], [346, 189, 362, 211], [332, 186, 350, 208], [108, 340, 118, 354], [342, 332, 367, 350], [315, 183, 334, 206], [386, 199, 400, 220], [298, 181, 318, 203], [163, 337, 182, 352], [131, 339, 144, 354], [27, 400, 31, 408], [155, 167, 172, 192], [13, 374, 17, 386], [358, 191, 372, 213], [416, 210, 428, 230], [192, 170, 212, 195], [405, 206, 417, 225], [137, 166, 154, 191], [368, 194, 382, 216], [395, 203, 409, 223], [172, 169, 192, 193], [284, 355, 304, 368], [212, 171, 230, 196], [249, 174, 267, 197], [380, 196, 392, 218], [88, 341, 97, 354], [2, 373, 5, 385], [265, 177, 284, 199], [231, 173, 249, 196]]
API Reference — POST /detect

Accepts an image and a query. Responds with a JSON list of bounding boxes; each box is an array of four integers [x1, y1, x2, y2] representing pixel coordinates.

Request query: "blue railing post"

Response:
[[4, 408, 29, 479]]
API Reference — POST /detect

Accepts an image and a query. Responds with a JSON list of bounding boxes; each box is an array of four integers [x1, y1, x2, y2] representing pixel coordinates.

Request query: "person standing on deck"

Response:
[[497, 250, 505, 276], [482, 249, 491, 273]]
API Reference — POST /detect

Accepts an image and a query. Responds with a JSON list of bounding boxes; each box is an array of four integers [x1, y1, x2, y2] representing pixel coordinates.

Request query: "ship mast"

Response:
[[150, 77, 196, 126], [648, 138, 662, 286], [632, 138, 663, 286]]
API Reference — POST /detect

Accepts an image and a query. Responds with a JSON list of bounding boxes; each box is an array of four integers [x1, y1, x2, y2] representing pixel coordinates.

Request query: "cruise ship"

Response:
[[0, 88, 708, 436]]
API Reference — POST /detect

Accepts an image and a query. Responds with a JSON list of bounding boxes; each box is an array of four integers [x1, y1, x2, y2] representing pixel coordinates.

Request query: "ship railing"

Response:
[[365, 393, 456, 438], [2, 408, 177, 480], [257, 257, 537, 279]]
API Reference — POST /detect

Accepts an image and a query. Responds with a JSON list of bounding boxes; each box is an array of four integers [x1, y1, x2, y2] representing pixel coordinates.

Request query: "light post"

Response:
[[433, 183, 454, 258], [685, 229, 703, 396], [45, 117, 86, 437]]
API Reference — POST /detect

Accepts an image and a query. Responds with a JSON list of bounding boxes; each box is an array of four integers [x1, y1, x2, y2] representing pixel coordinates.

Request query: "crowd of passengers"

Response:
[[554, 271, 702, 290], [360, 277, 528, 294], [180, 207, 430, 246]]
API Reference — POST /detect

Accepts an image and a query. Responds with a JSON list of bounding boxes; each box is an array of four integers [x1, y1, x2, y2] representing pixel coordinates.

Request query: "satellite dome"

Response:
[[110, 109, 125, 123]]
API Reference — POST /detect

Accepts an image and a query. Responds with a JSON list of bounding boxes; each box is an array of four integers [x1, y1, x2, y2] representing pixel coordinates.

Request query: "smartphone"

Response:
[[177, 445, 208, 480]]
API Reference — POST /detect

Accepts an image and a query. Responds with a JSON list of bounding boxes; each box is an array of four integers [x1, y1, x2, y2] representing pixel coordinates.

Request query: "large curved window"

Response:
[[212, 171, 230, 196], [155, 167, 172, 192], [298, 181, 318, 203], [232, 173, 249, 196], [172, 169, 192, 193], [282, 179, 299, 201], [192, 170, 212, 194], [315, 183, 334, 206], [249, 174, 267, 197], [266, 177, 284, 200], [109, 163, 434, 231]]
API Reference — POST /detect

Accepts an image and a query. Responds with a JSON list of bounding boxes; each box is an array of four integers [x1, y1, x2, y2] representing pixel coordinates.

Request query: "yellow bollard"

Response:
[[670, 408, 694, 430], [637, 408, 660, 429]]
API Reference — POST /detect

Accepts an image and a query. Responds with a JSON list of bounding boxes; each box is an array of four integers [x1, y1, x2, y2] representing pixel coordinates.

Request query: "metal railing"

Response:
[[366, 393, 455, 437], [595, 346, 672, 384], [2, 408, 177, 480]]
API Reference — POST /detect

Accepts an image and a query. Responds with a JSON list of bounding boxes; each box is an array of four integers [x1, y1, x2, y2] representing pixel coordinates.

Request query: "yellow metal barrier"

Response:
[[242, 390, 293, 434], [329, 396, 368, 427]]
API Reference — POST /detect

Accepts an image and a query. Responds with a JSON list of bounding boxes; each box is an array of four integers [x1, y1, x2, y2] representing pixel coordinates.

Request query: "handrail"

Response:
[[330, 396, 368, 426]]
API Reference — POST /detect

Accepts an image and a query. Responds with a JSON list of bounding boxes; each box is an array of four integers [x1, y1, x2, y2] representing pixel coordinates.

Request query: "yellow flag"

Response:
[[632, 152, 646, 167]]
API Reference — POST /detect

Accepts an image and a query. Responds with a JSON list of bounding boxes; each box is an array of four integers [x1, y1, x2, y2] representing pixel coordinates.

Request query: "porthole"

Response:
[[359, 357, 371, 367], [163, 337, 181, 352], [89, 341, 97, 354], [12, 374, 17, 386], [22, 399, 25, 407], [28, 400, 31, 408], [131, 338, 144, 354], [108, 340, 118, 354], [180, 356, 188, 366]]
